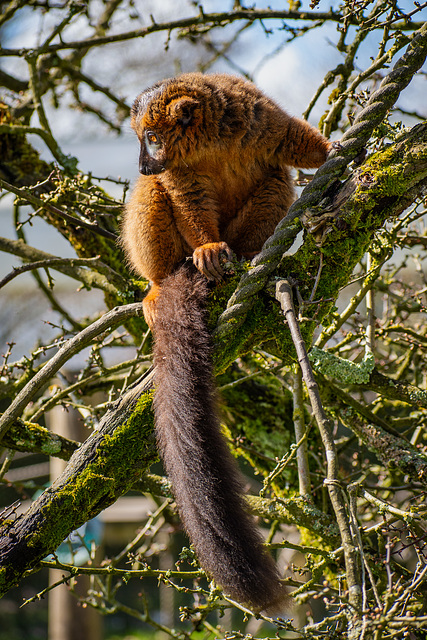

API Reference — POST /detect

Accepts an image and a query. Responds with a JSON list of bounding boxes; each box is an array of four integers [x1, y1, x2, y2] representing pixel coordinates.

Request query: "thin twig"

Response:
[[315, 257, 384, 349], [0, 9, 357, 57], [292, 365, 312, 497], [0, 235, 124, 295], [275, 279, 363, 634], [0, 302, 145, 440], [0, 256, 99, 290], [0, 176, 117, 241], [365, 251, 376, 356], [111, 500, 171, 567]]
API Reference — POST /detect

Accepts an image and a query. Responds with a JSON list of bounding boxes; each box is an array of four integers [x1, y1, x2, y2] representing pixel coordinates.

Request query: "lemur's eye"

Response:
[[144, 131, 162, 158], [146, 131, 160, 145]]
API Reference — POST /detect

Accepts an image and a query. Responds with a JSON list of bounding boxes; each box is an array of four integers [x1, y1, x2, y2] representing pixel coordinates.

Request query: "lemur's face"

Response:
[[130, 83, 203, 175]]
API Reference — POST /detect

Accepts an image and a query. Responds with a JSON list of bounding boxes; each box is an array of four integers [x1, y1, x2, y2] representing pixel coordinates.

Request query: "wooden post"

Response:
[[47, 404, 103, 640]]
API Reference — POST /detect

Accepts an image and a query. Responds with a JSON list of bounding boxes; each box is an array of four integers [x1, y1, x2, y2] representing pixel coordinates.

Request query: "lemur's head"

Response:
[[130, 77, 206, 176]]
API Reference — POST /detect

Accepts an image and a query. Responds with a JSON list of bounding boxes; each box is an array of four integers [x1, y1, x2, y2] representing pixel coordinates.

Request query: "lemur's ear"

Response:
[[169, 97, 200, 127]]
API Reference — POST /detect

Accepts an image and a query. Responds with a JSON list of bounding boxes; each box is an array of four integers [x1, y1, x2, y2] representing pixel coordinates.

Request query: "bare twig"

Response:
[[315, 257, 384, 349], [0, 236, 125, 294], [292, 365, 312, 497], [0, 177, 118, 242], [0, 256, 98, 290], [275, 279, 363, 636], [0, 302, 145, 440], [365, 251, 376, 356], [0, 9, 356, 57]]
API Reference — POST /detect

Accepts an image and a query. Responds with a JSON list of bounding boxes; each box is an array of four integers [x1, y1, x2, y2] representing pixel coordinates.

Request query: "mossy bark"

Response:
[[1, 419, 79, 460], [0, 372, 156, 597], [212, 122, 427, 371]]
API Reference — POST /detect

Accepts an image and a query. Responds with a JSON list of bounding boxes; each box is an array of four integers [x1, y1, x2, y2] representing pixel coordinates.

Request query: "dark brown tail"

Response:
[[153, 262, 289, 612]]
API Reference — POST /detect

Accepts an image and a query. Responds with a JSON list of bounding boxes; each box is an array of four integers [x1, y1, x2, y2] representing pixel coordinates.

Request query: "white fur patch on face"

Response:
[[131, 83, 165, 122]]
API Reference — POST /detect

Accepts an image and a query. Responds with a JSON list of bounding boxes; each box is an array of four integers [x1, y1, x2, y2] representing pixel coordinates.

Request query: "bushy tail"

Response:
[[153, 262, 289, 612]]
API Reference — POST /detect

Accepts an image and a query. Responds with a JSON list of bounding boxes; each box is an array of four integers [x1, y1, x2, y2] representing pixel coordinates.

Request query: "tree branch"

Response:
[[0, 302, 145, 440], [337, 407, 427, 490], [1, 116, 426, 605], [0, 9, 354, 57], [0, 176, 117, 241], [1, 419, 79, 461], [275, 280, 363, 634], [0, 236, 125, 294], [0, 369, 156, 597]]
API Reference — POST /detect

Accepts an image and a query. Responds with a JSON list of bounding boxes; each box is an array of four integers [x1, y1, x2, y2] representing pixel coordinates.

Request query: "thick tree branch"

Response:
[[1, 17, 427, 633], [0, 366, 343, 597], [0, 369, 156, 597]]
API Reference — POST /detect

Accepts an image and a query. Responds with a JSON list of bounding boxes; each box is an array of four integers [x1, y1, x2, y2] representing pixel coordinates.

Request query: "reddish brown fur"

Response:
[[122, 72, 331, 324], [153, 263, 289, 612], [121, 73, 331, 611]]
